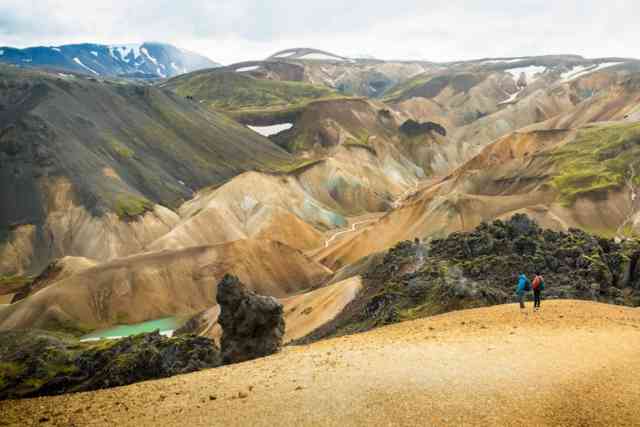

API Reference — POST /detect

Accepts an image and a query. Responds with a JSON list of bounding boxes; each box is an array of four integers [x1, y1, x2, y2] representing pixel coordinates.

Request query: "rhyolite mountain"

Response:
[[201, 47, 431, 98], [0, 42, 219, 79], [1, 46, 640, 358], [0, 64, 293, 275]]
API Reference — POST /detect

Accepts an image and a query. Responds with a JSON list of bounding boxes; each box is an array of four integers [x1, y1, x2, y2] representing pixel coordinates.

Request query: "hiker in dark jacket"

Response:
[[516, 273, 531, 309], [531, 272, 545, 311]]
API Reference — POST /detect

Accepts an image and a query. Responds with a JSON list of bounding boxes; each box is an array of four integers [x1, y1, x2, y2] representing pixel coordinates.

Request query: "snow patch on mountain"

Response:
[[248, 123, 293, 137], [560, 65, 590, 81], [482, 58, 524, 64], [505, 66, 547, 84], [109, 44, 142, 63], [236, 65, 260, 72], [140, 47, 166, 77], [2, 42, 218, 78], [170, 62, 188, 74], [274, 51, 297, 58], [349, 53, 377, 60], [241, 195, 259, 211], [561, 62, 623, 83], [73, 57, 99, 75], [498, 89, 523, 105], [301, 53, 346, 61], [140, 47, 157, 65]]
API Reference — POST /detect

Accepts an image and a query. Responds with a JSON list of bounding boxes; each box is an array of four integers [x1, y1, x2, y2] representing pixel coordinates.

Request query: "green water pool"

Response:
[[81, 316, 183, 341]]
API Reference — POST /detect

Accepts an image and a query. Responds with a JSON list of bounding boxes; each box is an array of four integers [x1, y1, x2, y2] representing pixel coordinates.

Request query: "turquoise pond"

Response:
[[80, 316, 184, 341]]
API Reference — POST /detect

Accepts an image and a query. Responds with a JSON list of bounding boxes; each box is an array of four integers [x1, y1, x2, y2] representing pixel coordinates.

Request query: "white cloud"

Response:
[[0, 0, 637, 65]]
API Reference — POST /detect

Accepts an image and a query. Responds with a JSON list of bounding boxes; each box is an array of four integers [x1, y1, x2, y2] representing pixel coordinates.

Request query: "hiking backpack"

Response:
[[532, 276, 543, 290]]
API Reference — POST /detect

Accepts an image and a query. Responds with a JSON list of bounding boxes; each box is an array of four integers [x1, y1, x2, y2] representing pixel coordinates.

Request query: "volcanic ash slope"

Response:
[[0, 239, 331, 333], [3, 301, 640, 426]]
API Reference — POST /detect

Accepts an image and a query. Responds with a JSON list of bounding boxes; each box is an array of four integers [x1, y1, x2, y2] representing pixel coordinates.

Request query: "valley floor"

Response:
[[2, 300, 640, 426]]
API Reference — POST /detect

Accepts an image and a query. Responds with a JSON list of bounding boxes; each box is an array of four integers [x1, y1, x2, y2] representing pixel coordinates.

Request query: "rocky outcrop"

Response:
[[517, 72, 528, 88], [299, 214, 640, 343], [429, 215, 640, 300], [217, 274, 285, 364], [1, 274, 291, 400], [399, 119, 447, 137], [0, 330, 221, 400]]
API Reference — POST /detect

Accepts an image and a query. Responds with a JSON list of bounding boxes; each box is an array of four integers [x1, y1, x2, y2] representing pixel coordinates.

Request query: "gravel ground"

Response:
[[2, 300, 640, 426]]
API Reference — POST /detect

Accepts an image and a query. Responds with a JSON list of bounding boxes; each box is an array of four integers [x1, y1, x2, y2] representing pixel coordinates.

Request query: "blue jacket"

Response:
[[516, 274, 530, 295]]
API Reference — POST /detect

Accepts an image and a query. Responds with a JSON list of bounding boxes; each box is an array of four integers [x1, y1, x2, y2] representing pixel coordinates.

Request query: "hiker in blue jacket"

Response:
[[516, 273, 531, 309]]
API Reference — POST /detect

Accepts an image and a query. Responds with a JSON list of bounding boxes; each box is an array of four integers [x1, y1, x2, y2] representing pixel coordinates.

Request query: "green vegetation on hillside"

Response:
[[167, 72, 341, 117], [382, 72, 487, 103], [549, 123, 640, 204], [382, 73, 433, 101], [0, 330, 220, 399], [114, 195, 154, 219], [0, 65, 294, 224], [0, 275, 31, 287], [270, 158, 325, 175], [108, 138, 135, 159]]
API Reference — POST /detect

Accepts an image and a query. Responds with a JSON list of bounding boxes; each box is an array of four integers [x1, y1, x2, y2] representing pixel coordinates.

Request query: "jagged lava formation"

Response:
[[301, 214, 640, 341]]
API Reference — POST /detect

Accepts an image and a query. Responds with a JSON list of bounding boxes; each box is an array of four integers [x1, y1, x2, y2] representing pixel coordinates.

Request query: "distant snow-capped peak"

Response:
[[0, 42, 220, 79], [108, 44, 143, 63]]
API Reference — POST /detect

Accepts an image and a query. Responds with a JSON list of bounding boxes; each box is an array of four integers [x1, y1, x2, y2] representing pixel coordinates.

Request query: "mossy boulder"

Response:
[[217, 274, 284, 364], [0, 330, 220, 400], [399, 119, 447, 137]]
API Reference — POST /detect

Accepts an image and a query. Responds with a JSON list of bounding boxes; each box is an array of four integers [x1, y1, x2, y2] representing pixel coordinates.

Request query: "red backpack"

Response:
[[532, 276, 542, 290]]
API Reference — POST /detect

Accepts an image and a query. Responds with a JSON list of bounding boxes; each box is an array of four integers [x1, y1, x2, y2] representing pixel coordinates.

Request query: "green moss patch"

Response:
[[344, 142, 378, 156], [266, 158, 325, 175], [108, 139, 135, 159], [0, 275, 33, 296], [347, 129, 372, 146], [549, 123, 640, 205], [0, 330, 220, 399], [0, 275, 32, 287], [114, 195, 154, 219], [382, 74, 433, 101], [0, 362, 25, 390]]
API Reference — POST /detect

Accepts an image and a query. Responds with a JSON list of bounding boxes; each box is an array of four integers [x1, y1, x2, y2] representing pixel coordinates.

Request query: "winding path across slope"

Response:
[[323, 178, 437, 249], [324, 219, 378, 248], [3, 300, 640, 426]]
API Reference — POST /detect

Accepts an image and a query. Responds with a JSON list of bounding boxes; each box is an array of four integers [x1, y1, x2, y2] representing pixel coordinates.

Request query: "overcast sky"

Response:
[[0, 0, 637, 65]]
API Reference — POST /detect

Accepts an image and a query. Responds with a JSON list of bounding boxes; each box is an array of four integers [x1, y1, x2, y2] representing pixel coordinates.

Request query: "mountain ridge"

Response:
[[0, 42, 219, 79]]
